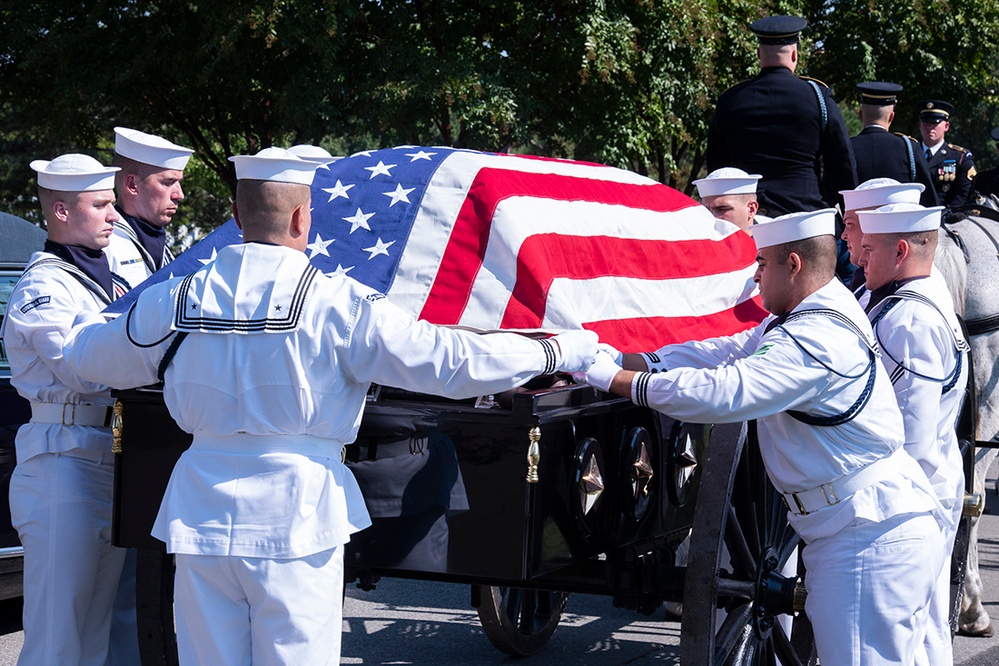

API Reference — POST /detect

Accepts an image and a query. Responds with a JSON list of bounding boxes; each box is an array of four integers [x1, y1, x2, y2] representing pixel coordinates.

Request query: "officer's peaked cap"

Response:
[[918, 100, 954, 122], [750, 15, 808, 45], [857, 82, 903, 106]]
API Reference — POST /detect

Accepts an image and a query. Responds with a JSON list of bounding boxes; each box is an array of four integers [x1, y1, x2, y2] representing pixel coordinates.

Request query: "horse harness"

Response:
[[941, 211, 999, 337]]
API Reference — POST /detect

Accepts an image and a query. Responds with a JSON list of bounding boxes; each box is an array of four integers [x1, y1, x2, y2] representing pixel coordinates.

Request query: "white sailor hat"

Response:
[[840, 178, 924, 212], [287, 144, 342, 164], [693, 167, 762, 197], [229, 147, 318, 185], [114, 127, 193, 170], [30, 154, 119, 192], [753, 208, 837, 249], [858, 202, 944, 234]]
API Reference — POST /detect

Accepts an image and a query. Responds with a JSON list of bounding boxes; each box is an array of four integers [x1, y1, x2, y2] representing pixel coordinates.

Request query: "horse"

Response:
[[934, 202, 999, 637]]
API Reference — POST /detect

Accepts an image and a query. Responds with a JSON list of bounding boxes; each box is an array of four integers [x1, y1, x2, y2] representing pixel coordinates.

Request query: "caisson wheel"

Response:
[[475, 585, 569, 657], [680, 422, 816, 665]]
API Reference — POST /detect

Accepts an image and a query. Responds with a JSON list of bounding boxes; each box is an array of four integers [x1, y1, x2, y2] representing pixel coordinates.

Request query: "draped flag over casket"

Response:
[[107, 146, 766, 351]]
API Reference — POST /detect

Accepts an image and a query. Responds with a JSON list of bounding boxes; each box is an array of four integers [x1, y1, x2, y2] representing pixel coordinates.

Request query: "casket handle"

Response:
[[526, 426, 541, 484], [111, 400, 124, 454]]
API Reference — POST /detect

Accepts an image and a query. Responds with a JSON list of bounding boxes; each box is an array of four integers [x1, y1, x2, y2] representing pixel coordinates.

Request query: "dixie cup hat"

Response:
[[30, 154, 119, 192]]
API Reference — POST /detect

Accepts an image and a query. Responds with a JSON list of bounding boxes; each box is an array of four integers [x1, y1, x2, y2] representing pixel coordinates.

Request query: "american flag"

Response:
[[107, 146, 765, 351]]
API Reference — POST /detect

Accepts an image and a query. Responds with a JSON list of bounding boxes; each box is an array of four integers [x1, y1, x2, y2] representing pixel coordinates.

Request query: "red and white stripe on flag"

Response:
[[384, 150, 766, 352]]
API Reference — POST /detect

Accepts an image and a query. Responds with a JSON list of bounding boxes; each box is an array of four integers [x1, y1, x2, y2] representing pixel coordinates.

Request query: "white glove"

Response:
[[571, 349, 622, 392], [551, 330, 598, 373], [597, 342, 624, 365]]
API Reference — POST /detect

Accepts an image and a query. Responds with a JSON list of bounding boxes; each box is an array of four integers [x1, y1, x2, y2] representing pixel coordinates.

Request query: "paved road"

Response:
[[0, 463, 997, 664]]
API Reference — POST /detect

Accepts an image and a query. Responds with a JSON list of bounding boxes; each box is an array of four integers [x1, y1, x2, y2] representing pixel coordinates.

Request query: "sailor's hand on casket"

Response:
[[551, 330, 599, 373], [571, 350, 622, 392], [597, 342, 624, 365]]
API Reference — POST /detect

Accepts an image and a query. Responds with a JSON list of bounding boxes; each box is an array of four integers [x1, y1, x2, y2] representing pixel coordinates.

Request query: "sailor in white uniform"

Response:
[[692, 167, 762, 234], [62, 147, 598, 666], [840, 178, 927, 306], [577, 209, 944, 665], [105, 126, 193, 664], [0, 155, 128, 665], [106, 127, 193, 288], [859, 202, 969, 665]]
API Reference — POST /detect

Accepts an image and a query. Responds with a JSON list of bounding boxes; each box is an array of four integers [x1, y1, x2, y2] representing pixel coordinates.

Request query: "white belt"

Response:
[[193, 433, 344, 458], [30, 402, 112, 427], [781, 448, 903, 516]]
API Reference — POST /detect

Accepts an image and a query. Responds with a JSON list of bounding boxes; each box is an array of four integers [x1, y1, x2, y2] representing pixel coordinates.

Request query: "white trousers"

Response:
[[9, 450, 126, 666], [803, 512, 943, 665], [916, 497, 962, 666], [174, 547, 344, 666]]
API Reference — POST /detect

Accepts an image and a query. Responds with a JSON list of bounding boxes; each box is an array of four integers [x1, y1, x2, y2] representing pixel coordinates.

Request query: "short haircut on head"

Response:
[[774, 235, 837, 277], [882, 229, 938, 257], [860, 103, 893, 124], [111, 154, 161, 187], [37, 186, 72, 225], [235, 179, 311, 237]]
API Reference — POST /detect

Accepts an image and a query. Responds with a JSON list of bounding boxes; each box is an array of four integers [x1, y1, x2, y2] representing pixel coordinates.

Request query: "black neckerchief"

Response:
[[865, 276, 923, 313], [44, 240, 114, 300], [118, 208, 167, 271], [763, 312, 789, 334], [848, 265, 866, 293]]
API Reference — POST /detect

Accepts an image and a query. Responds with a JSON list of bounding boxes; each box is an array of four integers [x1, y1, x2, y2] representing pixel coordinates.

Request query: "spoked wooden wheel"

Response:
[[475, 585, 569, 656], [680, 422, 816, 665]]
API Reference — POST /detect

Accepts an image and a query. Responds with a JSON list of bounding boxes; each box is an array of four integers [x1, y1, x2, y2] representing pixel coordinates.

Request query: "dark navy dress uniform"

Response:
[[706, 19, 857, 216], [925, 143, 976, 208], [919, 100, 976, 209], [853, 127, 938, 207]]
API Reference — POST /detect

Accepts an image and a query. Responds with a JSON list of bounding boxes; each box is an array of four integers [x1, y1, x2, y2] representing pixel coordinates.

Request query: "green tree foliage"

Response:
[[1, 1, 997, 237], [809, 0, 999, 168]]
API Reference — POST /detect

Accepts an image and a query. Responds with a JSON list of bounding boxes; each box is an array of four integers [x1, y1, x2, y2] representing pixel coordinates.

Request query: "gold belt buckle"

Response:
[[61, 403, 76, 426], [820, 482, 840, 506], [787, 492, 809, 516]]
